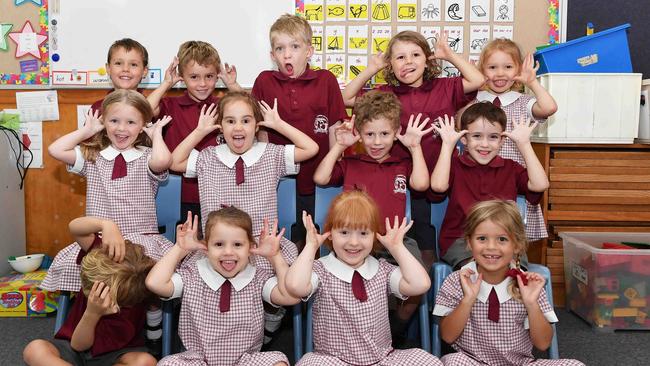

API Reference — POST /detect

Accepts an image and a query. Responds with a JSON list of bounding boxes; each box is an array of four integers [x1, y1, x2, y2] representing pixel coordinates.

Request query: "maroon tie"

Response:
[[492, 96, 502, 107], [111, 154, 127, 180], [235, 157, 245, 185], [219, 280, 232, 313], [488, 287, 500, 322], [351, 271, 368, 302]]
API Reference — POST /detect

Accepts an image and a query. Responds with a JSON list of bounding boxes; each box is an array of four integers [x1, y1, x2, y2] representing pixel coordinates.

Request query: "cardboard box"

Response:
[[0, 270, 59, 317]]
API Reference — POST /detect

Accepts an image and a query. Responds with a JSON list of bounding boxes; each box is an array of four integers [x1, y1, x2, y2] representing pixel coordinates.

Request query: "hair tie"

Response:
[[506, 268, 528, 285]]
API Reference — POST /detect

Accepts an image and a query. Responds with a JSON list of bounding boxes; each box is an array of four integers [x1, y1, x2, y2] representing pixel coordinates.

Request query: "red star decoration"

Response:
[[8, 21, 47, 59]]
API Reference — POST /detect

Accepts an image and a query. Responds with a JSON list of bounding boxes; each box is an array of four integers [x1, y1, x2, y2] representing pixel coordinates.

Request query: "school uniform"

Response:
[[432, 262, 585, 366], [185, 141, 299, 269], [42, 146, 173, 292], [158, 257, 289, 366], [477, 90, 548, 241], [297, 253, 442, 366]]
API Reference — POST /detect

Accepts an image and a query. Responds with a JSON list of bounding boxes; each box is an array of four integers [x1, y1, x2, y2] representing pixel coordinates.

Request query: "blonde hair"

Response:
[[204, 206, 256, 245], [80, 90, 152, 161], [80, 241, 155, 307], [176, 41, 221, 76], [464, 199, 527, 300], [323, 190, 383, 252], [478, 38, 524, 92], [353, 90, 401, 131], [216, 91, 264, 127], [383, 31, 441, 86], [270, 14, 312, 46]]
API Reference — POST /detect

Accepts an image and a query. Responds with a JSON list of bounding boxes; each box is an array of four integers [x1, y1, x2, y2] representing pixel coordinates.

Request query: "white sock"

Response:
[[146, 308, 162, 340]]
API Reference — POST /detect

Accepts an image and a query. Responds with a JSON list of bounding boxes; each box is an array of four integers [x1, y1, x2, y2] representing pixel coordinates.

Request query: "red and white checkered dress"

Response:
[[477, 91, 548, 240], [42, 146, 174, 292], [188, 142, 299, 271], [297, 254, 443, 366], [433, 264, 584, 366], [158, 256, 289, 366]]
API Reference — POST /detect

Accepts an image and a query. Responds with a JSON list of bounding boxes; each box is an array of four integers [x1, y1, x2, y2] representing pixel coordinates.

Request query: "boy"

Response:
[[430, 101, 549, 269], [252, 14, 348, 245]]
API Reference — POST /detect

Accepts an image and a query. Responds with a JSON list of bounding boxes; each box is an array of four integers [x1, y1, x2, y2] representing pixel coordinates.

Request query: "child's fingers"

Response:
[[272, 98, 278, 110], [277, 227, 286, 239], [192, 214, 199, 232]]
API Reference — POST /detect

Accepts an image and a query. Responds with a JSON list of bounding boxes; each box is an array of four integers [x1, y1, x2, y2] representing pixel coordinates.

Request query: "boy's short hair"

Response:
[[107, 38, 149, 67], [270, 14, 312, 46], [176, 41, 221, 76], [353, 90, 401, 131], [460, 101, 507, 131]]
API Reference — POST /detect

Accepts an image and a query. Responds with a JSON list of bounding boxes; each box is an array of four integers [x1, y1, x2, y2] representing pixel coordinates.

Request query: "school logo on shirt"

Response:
[[393, 174, 407, 194], [313, 115, 329, 134]]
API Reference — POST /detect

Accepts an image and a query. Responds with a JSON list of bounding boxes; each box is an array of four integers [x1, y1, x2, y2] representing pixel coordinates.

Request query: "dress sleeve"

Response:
[[66, 146, 87, 176], [513, 161, 543, 205], [432, 271, 463, 317]]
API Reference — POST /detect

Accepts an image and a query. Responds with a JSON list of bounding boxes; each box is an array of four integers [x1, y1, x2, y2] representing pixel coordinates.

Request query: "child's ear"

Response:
[[306, 43, 315, 59], [460, 135, 468, 146]]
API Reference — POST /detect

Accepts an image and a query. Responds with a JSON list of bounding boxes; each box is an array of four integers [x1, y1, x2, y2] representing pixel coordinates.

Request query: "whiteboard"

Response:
[[48, 0, 294, 88]]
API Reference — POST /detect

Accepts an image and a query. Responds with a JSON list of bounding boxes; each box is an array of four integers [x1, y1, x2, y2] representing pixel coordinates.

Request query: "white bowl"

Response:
[[8, 254, 44, 273]]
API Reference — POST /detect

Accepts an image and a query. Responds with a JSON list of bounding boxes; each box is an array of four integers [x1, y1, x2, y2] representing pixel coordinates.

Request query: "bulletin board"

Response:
[[296, 0, 555, 85], [0, 0, 50, 86]]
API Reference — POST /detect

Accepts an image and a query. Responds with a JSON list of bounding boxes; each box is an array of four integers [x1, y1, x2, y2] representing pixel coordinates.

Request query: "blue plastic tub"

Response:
[[534, 24, 633, 74]]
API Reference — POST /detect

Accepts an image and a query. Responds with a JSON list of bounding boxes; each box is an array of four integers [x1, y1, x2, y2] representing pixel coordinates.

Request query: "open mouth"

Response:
[[221, 260, 237, 272], [492, 79, 509, 88], [285, 63, 294, 76], [399, 67, 416, 78], [232, 135, 246, 148]]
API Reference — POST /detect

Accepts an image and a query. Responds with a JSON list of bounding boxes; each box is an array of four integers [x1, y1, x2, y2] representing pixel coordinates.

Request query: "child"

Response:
[[147, 40, 242, 225], [252, 14, 348, 244], [342, 30, 486, 270], [430, 102, 549, 270], [145, 208, 296, 366], [24, 217, 157, 366], [432, 200, 585, 366], [476, 38, 558, 242], [286, 190, 442, 366]]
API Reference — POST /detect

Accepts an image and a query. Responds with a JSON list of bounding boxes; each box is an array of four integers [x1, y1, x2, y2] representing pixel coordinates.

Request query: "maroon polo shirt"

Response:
[[329, 154, 412, 232], [160, 91, 220, 204], [252, 68, 348, 196], [438, 153, 543, 256]]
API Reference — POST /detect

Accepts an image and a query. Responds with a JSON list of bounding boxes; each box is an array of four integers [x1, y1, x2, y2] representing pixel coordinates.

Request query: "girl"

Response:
[[432, 200, 585, 366], [342, 30, 486, 274], [24, 217, 157, 366], [286, 190, 443, 366], [477, 39, 558, 241], [43, 89, 174, 293], [145, 208, 297, 366]]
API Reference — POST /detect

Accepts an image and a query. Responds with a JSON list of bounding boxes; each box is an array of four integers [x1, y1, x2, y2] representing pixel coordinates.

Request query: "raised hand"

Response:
[[86, 281, 119, 317], [100, 221, 124, 263], [432, 114, 466, 145], [196, 103, 220, 135], [518, 271, 546, 306], [258, 98, 282, 131], [250, 218, 285, 258], [513, 53, 540, 86], [430, 31, 453, 61], [376, 216, 413, 251], [459, 267, 482, 303], [144, 115, 173, 139], [176, 211, 207, 253], [83, 108, 104, 134], [396, 113, 434, 149], [334, 117, 360, 148], [163, 57, 183, 87], [368, 52, 388, 73], [302, 211, 330, 251], [218, 63, 238, 87], [501, 115, 537, 146]]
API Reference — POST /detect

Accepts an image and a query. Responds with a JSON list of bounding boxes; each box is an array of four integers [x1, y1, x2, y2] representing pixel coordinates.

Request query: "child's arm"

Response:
[[502, 116, 549, 192], [431, 32, 485, 93], [218, 63, 243, 92], [439, 268, 482, 344], [69, 217, 125, 262], [430, 115, 466, 192], [518, 272, 553, 350], [377, 217, 430, 296], [48, 109, 103, 165], [147, 57, 183, 117], [143, 116, 173, 173], [249, 219, 300, 306], [285, 212, 330, 298], [258, 99, 319, 163], [515, 54, 557, 119], [341, 53, 387, 107], [145, 213, 207, 298], [313, 119, 359, 185], [396, 113, 434, 191], [170, 104, 220, 172], [70, 281, 119, 351]]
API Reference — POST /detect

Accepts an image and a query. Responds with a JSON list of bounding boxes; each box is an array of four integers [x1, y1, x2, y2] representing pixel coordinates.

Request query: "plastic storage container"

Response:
[[560, 231, 650, 331], [534, 24, 632, 74], [638, 79, 650, 143], [530, 73, 642, 143]]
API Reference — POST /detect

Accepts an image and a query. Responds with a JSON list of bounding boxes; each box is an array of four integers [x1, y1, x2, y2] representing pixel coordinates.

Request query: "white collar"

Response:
[[215, 141, 267, 168], [477, 90, 522, 107], [318, 252, 379, 283], [461, 261, 513, 304], [196, 257, 256, 292], [99, 145, 144, 162]]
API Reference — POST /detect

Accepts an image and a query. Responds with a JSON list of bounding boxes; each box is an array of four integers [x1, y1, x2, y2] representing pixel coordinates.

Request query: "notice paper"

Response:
[[15, 91, 60, 122]]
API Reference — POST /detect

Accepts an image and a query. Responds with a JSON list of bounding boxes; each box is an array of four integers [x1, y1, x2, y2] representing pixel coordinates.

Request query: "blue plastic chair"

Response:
[[429, 196, 559, 359]]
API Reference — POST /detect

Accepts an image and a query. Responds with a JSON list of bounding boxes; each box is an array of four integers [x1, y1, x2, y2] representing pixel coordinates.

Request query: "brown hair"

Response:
[[323, 190, 383, 252], [383, 31, 441, 86], [478, 38, 524, 92], [204, 206, 256, 245], [217, 91, 264, 127], [80, 90, 153, 161], [459, 101, 507, 131], [81, 241, 156, 307], [270, 14, 312, 46], [176, 41, 221, 76], [353, 90, 401, 131], [107, 38, 149, 68]]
